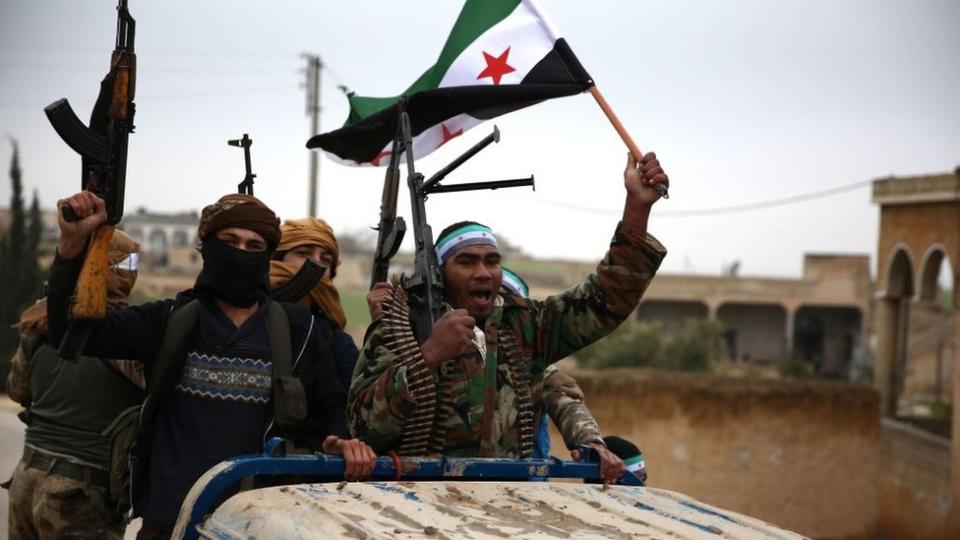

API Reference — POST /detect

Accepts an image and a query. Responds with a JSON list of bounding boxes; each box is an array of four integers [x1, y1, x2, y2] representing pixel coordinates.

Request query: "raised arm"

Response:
[[47, 191, 168, 362], [531, 153, 669, 364]]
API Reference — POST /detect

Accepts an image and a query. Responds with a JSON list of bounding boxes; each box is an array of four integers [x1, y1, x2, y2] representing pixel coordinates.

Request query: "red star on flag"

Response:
[[476, 47, 516, 86], [437, 123, 463, 148], [369, 150, 391, 166]]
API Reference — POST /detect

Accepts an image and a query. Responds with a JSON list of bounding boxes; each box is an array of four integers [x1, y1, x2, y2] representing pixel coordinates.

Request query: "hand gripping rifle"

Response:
[[44, 0, 136, 359], [387, 112, 535, 343]]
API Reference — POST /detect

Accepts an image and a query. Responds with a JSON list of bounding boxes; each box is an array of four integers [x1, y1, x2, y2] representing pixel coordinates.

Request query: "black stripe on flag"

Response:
[[308, 38, 594, 164]]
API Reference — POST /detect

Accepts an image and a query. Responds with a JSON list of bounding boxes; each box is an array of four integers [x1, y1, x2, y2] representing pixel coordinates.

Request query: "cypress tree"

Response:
[[28, 189, 42, 254], [1, 139, 35, 371], [16, 189, 43, 302]]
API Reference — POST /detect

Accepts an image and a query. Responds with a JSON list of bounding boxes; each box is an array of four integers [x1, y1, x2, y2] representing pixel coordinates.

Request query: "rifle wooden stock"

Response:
[[72, 225, 115, 320], [108, 55, 134, 119], [50, 0, 135, 360]]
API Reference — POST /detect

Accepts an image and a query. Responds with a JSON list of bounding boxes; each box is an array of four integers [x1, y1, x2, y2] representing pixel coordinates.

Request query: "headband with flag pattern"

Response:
[[435, 223, 498, 265], [501, 267, 529, 298]]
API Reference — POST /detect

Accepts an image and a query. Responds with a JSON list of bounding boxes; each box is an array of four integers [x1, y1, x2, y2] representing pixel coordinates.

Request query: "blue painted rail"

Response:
[[173, 437, 643, 540]]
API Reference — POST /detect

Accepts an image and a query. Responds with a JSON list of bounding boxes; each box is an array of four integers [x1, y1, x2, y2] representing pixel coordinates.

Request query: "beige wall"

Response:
[[877, 202, 959, 300], [717, 303, 787, 362], [878, 419, 951, 539], [549, 370, 880, 539]]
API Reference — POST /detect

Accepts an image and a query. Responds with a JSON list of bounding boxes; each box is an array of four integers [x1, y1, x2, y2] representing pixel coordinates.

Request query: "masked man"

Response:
[[269, 217, 359, 390], [47, 192, 375, 538]]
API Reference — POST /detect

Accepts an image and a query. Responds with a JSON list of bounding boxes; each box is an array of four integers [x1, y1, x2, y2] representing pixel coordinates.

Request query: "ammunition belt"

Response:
[[381, 277, 438, 456], [381, 277, 535, 458], [501, 328, 534, 459]]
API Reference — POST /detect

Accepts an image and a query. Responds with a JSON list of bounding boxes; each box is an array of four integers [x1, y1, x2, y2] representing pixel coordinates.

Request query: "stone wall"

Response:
[[878, 418, 951, 539], [547, 369, 880, 539]]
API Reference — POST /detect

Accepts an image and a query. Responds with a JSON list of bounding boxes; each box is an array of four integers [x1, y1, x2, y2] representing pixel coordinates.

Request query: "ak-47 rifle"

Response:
[[44, 0, 136, 359], [370, 104, 408, 289], [271, 258, 326, 303], [387, 111, 535, 343], [225, 132, 325, 303], [228, 133, 256, 195]]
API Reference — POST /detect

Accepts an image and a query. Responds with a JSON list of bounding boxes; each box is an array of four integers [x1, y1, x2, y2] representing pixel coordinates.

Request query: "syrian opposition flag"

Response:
[[307, 0, 594, 166]]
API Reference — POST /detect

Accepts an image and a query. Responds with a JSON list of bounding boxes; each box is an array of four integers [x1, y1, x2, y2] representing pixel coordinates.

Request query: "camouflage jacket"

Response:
[[541, 365, 604, 450], [348, 223, 666, 458]]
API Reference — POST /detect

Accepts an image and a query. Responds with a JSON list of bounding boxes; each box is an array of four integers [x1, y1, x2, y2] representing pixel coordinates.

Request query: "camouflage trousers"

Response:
[[6, 460, 125, 540]]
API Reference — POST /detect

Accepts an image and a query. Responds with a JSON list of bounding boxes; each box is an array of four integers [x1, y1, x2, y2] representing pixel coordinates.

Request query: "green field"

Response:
[[341, 289, 372, 329]]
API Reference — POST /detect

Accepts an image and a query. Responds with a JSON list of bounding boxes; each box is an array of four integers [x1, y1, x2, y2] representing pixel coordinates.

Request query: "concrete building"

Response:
[[868, 168, 960, 538], [119, 208, 201, 273], [637, 254, 872, 377], [872, 171, 959, 416]]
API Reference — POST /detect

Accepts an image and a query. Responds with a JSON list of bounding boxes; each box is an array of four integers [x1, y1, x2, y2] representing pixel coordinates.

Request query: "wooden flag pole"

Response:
[[589, 86, 669, 199]]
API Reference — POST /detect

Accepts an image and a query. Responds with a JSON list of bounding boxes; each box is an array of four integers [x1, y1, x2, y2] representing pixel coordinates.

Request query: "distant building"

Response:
[[638, 254, 873, 378], [119, 207, 201, 273], [871, 170, 959, 416]]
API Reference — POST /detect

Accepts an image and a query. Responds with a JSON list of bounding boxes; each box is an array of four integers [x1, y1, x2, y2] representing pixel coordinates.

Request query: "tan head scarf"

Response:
[[14, 229, 140, 337], [269, 218, 346, 329]]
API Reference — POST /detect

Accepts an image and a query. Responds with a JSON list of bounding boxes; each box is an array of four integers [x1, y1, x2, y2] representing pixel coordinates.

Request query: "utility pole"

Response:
[[302, 53, 322, 217]]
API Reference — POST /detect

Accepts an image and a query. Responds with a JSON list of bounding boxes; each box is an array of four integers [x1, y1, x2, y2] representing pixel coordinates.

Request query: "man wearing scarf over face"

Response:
[[47, 192, 376, 539], [269, 217, 359, 390]]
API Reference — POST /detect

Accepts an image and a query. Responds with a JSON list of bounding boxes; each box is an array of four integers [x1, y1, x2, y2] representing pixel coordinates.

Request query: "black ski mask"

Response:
[[194, 236, 271, 308]]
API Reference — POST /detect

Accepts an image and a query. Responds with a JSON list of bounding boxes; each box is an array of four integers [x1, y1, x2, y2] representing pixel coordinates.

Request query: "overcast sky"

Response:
[[1, 0, 958, 279]]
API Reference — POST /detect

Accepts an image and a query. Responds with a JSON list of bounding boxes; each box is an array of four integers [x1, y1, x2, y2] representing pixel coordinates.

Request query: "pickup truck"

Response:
[[170, 438, 806, 539]]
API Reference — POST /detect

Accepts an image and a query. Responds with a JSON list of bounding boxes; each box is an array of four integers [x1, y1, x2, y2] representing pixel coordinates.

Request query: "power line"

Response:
[[525, 179, 873, 218], [0, 60, 294, 74], [0, 85, 296, 110], [0, 42, 297, 59]]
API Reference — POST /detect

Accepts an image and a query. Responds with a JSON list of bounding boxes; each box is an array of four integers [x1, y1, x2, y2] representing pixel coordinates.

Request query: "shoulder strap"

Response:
[[267, 302, 307, 430], [267, 302, 292, 377], [149, 299, 201, 396]]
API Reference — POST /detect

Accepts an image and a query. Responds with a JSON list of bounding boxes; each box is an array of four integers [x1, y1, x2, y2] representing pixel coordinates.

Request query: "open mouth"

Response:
[[469, 290, 493, 304]]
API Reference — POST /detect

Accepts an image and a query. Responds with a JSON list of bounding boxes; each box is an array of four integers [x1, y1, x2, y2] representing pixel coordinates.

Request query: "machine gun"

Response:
[[228, 133, 256, 195], [44, 0, 136, 359], [382, 112, 534, 342]]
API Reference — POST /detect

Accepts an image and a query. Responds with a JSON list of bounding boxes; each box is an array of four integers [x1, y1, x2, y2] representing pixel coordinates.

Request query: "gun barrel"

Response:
[[116, 0, 135, 52], [421, 126, 499, 192], [424, 176, 534, 195]]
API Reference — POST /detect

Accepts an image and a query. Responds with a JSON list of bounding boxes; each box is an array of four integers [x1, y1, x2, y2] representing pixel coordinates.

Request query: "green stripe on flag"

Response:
[[344, 0, 520, 127], [430, 0, 521, 88]]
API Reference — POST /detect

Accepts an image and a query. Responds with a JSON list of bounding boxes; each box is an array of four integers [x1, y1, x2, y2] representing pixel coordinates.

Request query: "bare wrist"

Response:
[[420, 340, 441, 368], [621, 197, 651, 236]]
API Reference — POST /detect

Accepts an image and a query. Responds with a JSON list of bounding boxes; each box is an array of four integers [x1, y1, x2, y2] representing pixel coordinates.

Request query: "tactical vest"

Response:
[[24, 341, 145, 470]]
